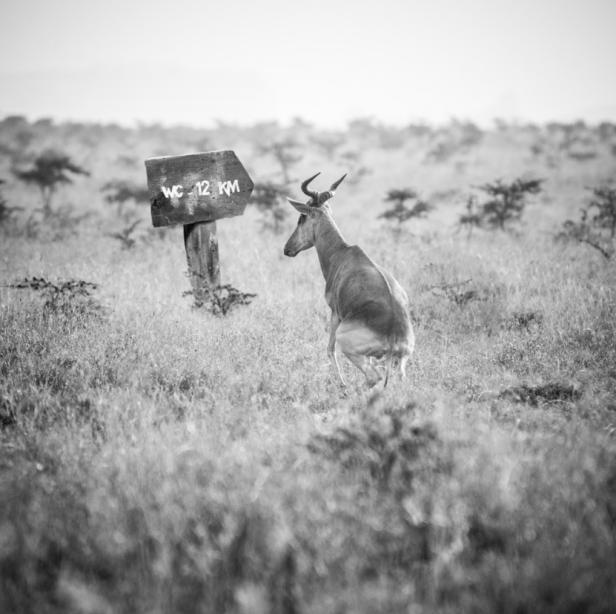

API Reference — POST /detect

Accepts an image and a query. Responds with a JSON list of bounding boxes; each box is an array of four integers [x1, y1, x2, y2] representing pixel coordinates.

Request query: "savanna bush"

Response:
[[559, 184, 616, 259]]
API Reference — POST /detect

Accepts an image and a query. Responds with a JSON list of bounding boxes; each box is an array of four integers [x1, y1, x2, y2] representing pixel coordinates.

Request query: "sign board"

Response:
[[145, 150, 254, 228], [144, 150, 254, 307]]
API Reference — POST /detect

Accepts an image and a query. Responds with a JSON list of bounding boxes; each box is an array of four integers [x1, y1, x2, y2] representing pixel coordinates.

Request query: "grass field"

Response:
[[1, 116, 616, 613]]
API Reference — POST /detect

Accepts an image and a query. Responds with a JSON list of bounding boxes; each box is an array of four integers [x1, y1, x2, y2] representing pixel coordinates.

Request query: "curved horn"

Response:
[[329, 173, 347, 192], [301, 172, 321, 201], [313, 173, 349, 206]]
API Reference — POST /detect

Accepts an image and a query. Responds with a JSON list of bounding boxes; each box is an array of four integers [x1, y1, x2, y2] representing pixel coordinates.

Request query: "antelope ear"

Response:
[[286, 198, 313, 214]]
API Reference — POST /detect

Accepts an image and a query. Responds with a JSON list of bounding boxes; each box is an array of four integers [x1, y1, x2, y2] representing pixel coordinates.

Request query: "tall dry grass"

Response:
[[1, 118, 616, 613]]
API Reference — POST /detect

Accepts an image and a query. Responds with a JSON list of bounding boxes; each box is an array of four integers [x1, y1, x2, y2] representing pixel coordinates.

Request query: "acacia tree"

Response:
[[475, 178, 543, 231], [14, 150, 89, 218], [102, 179, 150, 218], [379, 188, 432, 227]]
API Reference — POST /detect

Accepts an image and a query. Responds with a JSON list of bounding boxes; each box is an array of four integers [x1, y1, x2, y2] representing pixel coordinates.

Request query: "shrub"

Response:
[[587, 185, 616, 238], [4, 277, 104, 321], [558, 184, 616, 259], [498, 382, 581, 406], [183, 283, 256, 315], [427, 278, 482, 308]]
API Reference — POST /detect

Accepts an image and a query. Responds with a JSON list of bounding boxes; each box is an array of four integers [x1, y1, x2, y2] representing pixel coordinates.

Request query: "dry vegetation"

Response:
[[1, 115, 616, 613]]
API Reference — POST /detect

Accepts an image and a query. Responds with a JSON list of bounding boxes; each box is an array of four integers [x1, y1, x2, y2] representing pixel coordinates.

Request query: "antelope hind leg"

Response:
[[399, 354, 409, 378], [336, 321, 385, 387], [328, 313, 346, 386], [344, 352, 382, 387]]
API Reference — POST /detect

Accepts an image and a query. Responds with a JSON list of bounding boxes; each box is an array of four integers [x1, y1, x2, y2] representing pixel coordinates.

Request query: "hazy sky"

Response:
[[1, 0, 615, 127]]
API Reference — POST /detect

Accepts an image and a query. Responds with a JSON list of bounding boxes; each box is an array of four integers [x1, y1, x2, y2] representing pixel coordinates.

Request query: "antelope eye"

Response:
[[298, 214, 306, 225]]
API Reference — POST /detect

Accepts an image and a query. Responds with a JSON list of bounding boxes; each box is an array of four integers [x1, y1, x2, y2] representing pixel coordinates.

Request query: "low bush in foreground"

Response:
[[1, 396, 615, 613]]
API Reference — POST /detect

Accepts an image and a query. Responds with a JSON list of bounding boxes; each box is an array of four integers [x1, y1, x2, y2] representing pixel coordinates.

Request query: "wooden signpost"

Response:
[[144, 151, 254, 306]]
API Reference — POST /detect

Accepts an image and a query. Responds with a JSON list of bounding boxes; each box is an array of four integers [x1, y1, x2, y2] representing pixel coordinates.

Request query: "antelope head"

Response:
[[283, 172, 347, 257]]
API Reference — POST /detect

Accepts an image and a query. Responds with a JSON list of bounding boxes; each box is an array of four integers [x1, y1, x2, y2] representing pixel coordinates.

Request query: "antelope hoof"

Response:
[[366, 374, 382, 388]]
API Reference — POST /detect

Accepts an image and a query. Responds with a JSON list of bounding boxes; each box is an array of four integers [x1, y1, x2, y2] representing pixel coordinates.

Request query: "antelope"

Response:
[[283, 173, 414, 387]]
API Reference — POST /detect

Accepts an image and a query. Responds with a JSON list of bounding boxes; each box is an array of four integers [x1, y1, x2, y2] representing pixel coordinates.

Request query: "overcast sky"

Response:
[[0, 0, 615, 127]]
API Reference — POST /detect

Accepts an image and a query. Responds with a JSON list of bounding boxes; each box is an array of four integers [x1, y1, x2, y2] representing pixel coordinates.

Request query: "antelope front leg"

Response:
[[328, 313, 346, 386]]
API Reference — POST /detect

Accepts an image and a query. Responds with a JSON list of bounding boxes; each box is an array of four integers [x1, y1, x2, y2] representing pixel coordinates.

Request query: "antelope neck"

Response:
[[314, 211, 349, 280]]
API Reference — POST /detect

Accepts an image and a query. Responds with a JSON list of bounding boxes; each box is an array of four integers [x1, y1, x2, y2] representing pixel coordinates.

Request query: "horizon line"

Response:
[[2, 111, 616, 132]]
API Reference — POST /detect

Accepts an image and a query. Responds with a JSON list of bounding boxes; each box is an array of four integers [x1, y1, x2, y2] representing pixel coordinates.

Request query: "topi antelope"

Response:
[[283, 173, 414, 387]]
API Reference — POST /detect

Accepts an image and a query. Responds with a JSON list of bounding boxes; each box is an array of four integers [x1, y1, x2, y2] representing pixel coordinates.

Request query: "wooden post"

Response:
[[183, 221, 220, 306], [144, 150, 253, 308]]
